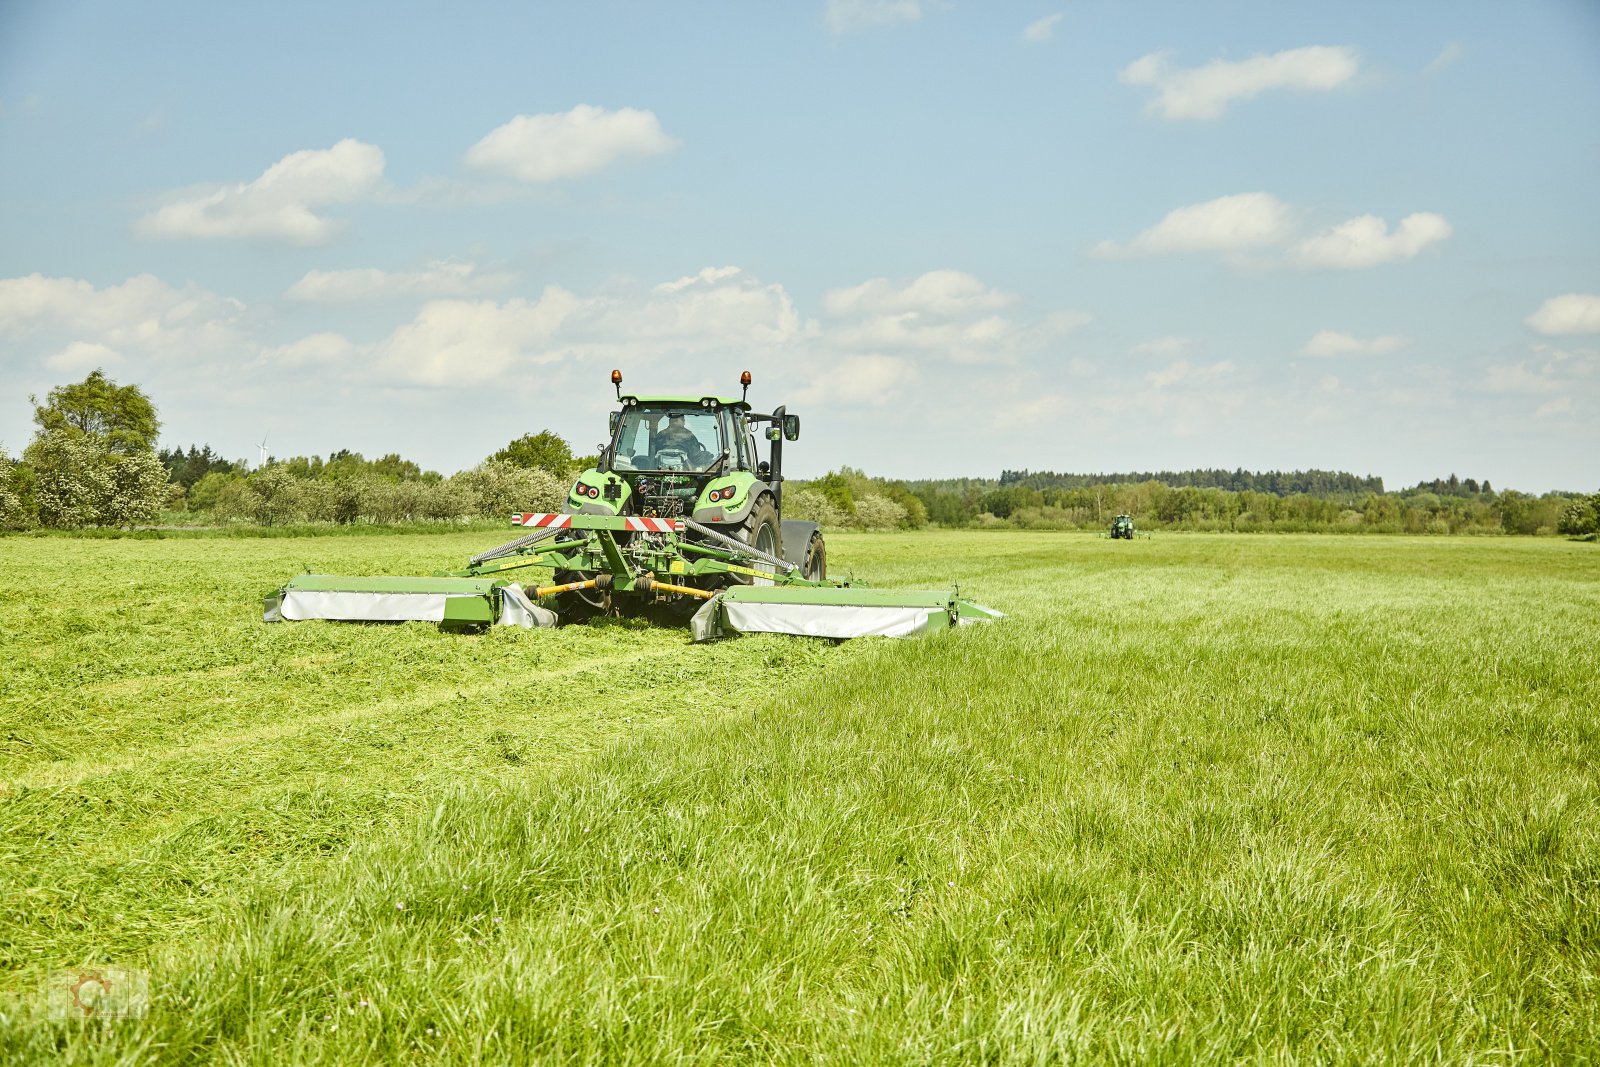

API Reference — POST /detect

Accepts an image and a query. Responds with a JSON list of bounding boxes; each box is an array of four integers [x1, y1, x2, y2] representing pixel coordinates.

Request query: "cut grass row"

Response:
[[3, 532, 1597, 1063]]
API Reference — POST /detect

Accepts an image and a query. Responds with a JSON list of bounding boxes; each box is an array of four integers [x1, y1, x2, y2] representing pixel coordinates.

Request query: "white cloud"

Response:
[[1527, 294, 1600, 336], [820, 269, 1079, 365], [372, 267, 804, 385], [1130, 336, 1194, 358], [1298, 330, 1407, 357], [265, 333, 358, 367], [377, 291, 581, 387], [1291, 213, 1452, 269], [1023, 13, 1063, 43], [45, 341, 122, 372], [1096, 196, 1451, 270], [286, 261, 508, 302], [1424, 42, 1464, 76], [136, 139, 384, 244], [1144, 358, 1236, 389], [823, 269, 1016, 317], [794, 354, 917, 407], [1483, 361, 1565, 396], [1093, 193, 1294, 258], [1479, 349, 1597, 418], [1120, 45, 1360, 120], [825, 0, 922, 34], [0, 273, 246, 359], [464, 105, 677, 183]]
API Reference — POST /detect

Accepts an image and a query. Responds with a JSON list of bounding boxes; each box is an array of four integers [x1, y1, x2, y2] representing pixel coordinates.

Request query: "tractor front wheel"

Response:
[[733, 495, 782, 585], [552, 569, 609, 623], [801, 530, 826, 581]]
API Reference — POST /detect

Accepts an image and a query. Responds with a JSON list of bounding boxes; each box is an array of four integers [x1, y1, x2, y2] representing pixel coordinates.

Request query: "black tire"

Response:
[[731, 494, 782, 585], [801, 530, 826, 581], [552, 568, 609, 623]]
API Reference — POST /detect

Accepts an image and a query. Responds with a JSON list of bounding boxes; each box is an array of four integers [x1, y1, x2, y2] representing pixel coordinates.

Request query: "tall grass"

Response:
[[3, 533, 1597, 1063]]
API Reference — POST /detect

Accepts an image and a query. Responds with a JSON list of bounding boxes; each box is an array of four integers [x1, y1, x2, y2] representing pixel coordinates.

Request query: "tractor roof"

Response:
[[621, 394, 749, 409]]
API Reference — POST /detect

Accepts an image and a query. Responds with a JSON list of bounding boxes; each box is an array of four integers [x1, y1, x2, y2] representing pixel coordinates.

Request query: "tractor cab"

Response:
[[609, 399, 743, 475], [579, 371, 801, 524]]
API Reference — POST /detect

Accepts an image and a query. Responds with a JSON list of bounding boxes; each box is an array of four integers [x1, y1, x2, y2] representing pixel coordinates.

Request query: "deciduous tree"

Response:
[[32, 370, 160, 454]]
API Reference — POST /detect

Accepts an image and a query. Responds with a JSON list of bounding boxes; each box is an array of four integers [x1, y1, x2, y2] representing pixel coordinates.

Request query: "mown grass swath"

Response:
[[2, 532, 1597, 1063]]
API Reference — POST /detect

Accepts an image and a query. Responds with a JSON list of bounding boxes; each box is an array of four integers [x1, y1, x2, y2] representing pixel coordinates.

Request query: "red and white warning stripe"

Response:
[[511, 512, 573, 528], [624, 516, 683, 532], [510, 513, 684, 532]]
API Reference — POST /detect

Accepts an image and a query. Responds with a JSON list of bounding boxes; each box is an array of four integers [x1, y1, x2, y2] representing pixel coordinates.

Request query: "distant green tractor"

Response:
[[1109, 514, 1136, 540]]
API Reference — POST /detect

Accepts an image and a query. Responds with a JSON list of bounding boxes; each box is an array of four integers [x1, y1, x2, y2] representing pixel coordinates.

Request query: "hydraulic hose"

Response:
[[681, 518, 795, 573]]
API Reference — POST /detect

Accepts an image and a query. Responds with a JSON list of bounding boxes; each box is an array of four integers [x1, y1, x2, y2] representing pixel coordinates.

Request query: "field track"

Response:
[[3, 530, 1597, 1063]]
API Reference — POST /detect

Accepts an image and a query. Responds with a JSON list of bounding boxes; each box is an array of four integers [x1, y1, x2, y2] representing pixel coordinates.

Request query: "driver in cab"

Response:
[[653, 413, 710, 467]]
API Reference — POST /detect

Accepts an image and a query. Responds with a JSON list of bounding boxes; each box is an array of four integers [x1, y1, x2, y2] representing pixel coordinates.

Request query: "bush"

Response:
[[198, 461, 566, 527], [852, 493, 908, 530], [1557, 493, 1600, 537], [783, 487, 847, 529], [245, 468, 311, 526], [0, 449, 32, 530], [188, 470, 244, 512], [449, 462, 566, 519], [27, 432, 113, 528], [98, 449, 170, 527], [22, 431, 169, 529]]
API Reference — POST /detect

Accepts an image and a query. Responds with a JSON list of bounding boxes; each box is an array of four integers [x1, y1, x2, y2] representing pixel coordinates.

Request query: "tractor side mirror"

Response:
[[783, 414, 800, 442], [765, 426, 781, 442], [608, 412, 620, 436]]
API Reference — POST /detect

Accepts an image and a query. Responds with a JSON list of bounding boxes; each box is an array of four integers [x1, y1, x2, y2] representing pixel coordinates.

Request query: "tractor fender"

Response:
[[779, 520, 819, 568], [691, 482, 772, 527]]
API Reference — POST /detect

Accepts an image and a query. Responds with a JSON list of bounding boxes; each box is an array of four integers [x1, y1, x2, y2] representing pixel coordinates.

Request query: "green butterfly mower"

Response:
[[264, 370, 1002, 642]]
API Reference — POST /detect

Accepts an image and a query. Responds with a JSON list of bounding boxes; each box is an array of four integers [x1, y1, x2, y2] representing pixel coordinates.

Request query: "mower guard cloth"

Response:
[[690, 586, 1003, 642], [264, 576, 556, 628]]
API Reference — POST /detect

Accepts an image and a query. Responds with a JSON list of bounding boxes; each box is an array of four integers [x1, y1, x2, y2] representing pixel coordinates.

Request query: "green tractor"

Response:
[[266, 370, 1002, 641], [547, 369, 825, 621], [1109, 514, 1135, 540]]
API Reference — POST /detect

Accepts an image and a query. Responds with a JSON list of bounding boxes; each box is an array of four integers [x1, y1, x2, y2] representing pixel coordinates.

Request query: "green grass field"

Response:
[[3, 530, 1597, 1063]]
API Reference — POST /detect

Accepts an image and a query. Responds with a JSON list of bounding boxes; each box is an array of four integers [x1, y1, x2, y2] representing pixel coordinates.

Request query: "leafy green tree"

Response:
[[22, 371, 170, 527], [32, 369, 160, 454], [810, 471, 857, 516], [1557, 493, 1600, 537], [491, 431, 574, 478], [159, 444, 242, 488], [188, 470, 245, 512]]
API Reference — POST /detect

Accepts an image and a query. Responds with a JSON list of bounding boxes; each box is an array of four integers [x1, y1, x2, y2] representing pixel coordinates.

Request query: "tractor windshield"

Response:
[[611, 405, 724, 472]]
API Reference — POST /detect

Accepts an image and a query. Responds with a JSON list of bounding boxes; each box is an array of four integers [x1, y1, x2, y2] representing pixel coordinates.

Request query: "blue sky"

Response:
[[1, 0, 1597, 491]]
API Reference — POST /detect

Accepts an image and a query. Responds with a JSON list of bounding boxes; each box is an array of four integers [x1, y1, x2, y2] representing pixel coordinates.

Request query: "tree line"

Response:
[[2, 371, 1595, 537], [1, 373, 581, 529], [901, 477, 1594, 537], [999, 467, 1390, 496]]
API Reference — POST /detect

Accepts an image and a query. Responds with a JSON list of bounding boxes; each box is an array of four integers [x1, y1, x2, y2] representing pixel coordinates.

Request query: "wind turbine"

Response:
[[257, 432, 270, 469]]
